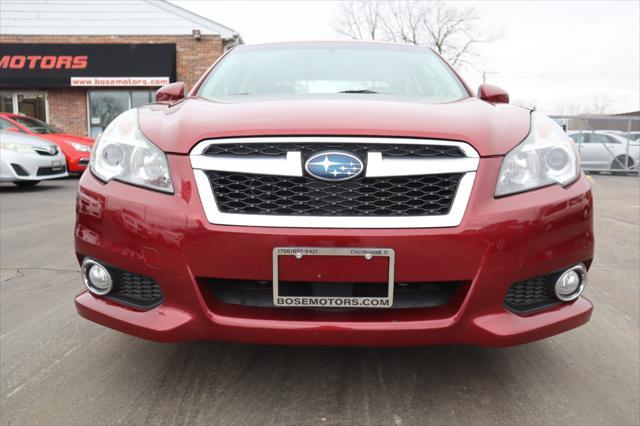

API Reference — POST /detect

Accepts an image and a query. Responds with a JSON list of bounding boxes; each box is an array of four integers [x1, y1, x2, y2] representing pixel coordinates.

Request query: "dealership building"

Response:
[[0, 0, 241, 137]]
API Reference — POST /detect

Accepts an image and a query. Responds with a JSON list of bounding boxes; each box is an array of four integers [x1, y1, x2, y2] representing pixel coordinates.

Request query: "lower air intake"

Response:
[[504, 274, 560, 314], [106, 268, 163, 310]]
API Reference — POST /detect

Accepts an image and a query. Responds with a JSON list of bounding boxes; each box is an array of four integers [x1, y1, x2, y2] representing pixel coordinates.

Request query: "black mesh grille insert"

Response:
[[206, 171, 462, 216], [106, 269, 163, 310], [199, 278, 465, 310], [37, 166, 65, 176], [504, 274, 560, 314], [204, 142, 465, 159]]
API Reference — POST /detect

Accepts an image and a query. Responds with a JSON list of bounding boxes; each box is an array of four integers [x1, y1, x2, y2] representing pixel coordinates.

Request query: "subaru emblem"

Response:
[[305, 151, 364, 181]]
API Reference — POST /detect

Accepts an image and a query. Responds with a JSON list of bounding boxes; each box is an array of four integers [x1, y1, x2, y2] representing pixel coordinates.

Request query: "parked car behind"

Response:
[[567, 130, 639, 172], [598, 130, 640, 142], [0, 113, 93, 174], [0, 130, 68, 186]]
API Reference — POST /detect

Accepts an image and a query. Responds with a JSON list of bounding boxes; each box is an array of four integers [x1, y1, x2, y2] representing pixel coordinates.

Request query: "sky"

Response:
[[171, 0, 640, 114]]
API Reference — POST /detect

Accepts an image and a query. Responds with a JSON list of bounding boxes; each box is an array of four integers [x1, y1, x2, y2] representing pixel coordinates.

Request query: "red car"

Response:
[[0, 113, 93, 173], [74, 42, 594, 346]]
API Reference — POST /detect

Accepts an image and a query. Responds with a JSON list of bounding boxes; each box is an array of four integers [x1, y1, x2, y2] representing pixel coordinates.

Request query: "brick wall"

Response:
[[0, 34, 225, 136], [47, 89, 87, 136]]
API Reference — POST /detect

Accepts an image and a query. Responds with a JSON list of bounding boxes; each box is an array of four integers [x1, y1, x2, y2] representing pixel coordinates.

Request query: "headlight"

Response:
[[496, 111, 580, 197], [0, 141, 34, 153], [71, 142, 92, 152], [90, 109, 173, 193]]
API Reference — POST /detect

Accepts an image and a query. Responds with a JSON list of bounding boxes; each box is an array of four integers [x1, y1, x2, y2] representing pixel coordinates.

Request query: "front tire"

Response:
[[13, 180, 41, 187], [611, 156, 633, 175]]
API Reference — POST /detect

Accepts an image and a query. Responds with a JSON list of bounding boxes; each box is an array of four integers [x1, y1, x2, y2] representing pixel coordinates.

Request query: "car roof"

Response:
[[0, 113, 23, 119], [0, 113, 44, 123], [0, 112, 32, 118], [0, 129, 54, 147], [234, 40, 435, 53], [568, 130, 623, 134]]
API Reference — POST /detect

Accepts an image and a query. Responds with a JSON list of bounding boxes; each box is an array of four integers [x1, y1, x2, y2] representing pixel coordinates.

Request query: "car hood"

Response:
[[0, 130, 59, 150], [43, 134, 94, 145], [138, 96, 532, 156]]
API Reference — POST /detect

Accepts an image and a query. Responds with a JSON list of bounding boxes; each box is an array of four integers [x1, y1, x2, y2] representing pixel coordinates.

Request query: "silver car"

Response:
[[0, 130, 68, 186], [567, 130, 639, 172]]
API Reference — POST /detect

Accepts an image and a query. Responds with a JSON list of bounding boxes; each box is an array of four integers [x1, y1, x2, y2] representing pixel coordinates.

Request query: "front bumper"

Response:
[[66, 154, 90, 173], [0, 150, 68, 181], [74, 156, 594, 346]]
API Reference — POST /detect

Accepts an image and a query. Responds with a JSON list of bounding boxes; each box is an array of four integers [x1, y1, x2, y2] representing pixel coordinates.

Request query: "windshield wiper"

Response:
[[338, 89, 380, 94]]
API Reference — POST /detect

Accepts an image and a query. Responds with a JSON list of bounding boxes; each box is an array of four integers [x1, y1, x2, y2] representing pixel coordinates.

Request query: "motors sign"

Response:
[[0, 43, 176, 87]]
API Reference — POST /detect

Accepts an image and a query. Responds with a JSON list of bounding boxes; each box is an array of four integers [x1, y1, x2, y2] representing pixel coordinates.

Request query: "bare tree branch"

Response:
[[555, 94, 614, 115], [333, 1, 384, 41], [333, 1, 501, 69]]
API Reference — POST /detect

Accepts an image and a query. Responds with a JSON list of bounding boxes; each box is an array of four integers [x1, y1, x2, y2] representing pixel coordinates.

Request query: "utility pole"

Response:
[[482, 71, 499, 84]]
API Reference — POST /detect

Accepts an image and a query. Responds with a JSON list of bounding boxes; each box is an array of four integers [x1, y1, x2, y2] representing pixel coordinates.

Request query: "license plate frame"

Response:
[[51, 160, 62, 170], [272, 247, 395, 308]]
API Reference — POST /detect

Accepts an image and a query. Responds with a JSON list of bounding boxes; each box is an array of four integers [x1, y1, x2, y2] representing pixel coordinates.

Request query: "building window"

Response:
[[87, 90, 155, 138], [0, 92, 48, 122], [0, 93, 12, 113]]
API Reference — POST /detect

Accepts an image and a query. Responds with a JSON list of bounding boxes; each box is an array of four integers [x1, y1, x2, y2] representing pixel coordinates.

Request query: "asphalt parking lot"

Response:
[[1, 174, 638, 426]]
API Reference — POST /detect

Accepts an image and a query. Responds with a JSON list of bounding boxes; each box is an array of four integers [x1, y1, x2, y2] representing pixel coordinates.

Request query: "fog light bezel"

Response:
[[81, 258, 114, 296], [554, 264, 587, 302]]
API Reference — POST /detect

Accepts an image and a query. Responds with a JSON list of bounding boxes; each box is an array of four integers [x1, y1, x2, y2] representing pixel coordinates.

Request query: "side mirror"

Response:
[[6, 127, 20, 133], [156, 82, 186, 103], [478, 84, 509, 104]]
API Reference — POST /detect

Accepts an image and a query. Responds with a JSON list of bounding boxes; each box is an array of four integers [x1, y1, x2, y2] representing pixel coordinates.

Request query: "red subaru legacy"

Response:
[[74, 42, 593, 346], [0, 113, 93, 174]]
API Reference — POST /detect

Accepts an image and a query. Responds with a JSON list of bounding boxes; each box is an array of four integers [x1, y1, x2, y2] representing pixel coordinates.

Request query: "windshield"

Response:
[[12, 116, 61, 134], [197, 45, 468, 101]]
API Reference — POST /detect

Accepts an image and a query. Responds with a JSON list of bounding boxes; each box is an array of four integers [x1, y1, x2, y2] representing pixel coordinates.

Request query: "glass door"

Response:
[[0, 92, 48, 122], [0, 93, 13, 113], [87, 90, 155, 138], [17, 93, 47, 121], [87, 92, 130, 138]]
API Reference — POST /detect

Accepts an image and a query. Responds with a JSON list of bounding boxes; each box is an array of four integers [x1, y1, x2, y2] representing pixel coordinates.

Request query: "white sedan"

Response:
[[0, 130, 68, 186], [567, 130, 639, 172]]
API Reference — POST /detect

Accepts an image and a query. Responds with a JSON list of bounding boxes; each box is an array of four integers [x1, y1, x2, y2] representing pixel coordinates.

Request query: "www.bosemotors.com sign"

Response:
[[0, 43, 176, 87]]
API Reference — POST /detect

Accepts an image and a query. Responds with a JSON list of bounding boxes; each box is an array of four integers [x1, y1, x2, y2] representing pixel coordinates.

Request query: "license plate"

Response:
[[51, 160, 62, 169], [272, 247, 395, 308]]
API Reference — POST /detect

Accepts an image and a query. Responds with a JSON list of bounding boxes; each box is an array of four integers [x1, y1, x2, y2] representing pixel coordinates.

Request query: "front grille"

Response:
[[504, 274, 560, 314], [37, 166, 65, 176], [203, 142, 465, 159], [106, 269, 163, 310], [33, 147, 58, 156], [193, 137, 478, 227], [199, 278, 465, 310], [206, 171, 462, 216]]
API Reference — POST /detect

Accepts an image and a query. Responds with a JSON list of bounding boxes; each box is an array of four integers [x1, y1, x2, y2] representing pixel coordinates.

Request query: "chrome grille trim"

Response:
[[190, 136, 479, 228], [191, 152, 304, 177]]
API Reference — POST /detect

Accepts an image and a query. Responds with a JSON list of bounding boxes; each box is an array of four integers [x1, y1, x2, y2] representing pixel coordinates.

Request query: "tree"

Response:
[[555, 99, 586, 115], [333, 0, 500, 68], [555, 94, 613, 115], [334, 1, 384, 41], [588, 93, 613, 114]]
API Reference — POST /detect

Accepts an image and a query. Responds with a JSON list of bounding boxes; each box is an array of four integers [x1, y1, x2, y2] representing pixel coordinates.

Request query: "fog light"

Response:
[[554, 264, 587, 301], [82, 258, 113, 296]]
